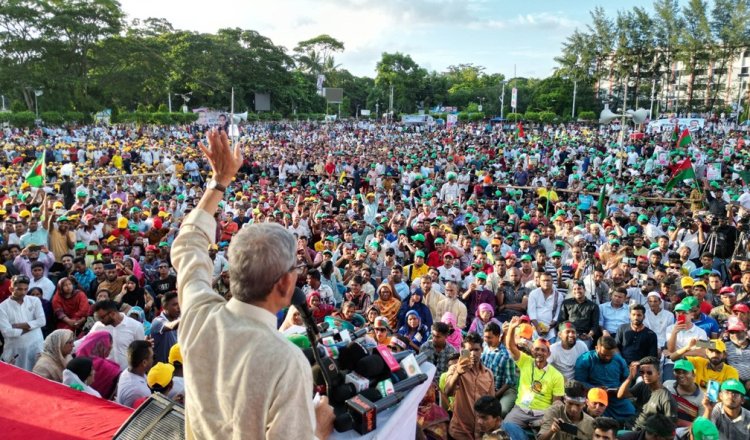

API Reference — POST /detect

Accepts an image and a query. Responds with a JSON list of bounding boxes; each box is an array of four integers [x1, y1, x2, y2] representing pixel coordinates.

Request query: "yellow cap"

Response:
[[117, 218, 128, 229], [19, 210, 30, 218], [168, 343, 183, 365], [147, 362, 175, 388], [681, 277, 694, 288]]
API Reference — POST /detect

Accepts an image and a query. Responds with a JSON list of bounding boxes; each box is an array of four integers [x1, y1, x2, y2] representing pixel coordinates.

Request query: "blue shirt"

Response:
[[574, 350, 635, 419], [693, 313, 721, 337], [599, 302, 630, 334]]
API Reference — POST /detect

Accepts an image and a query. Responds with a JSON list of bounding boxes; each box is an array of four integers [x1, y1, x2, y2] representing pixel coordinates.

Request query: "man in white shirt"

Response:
[[0, 275, 45, 371], [527, 272, 565, 339], [643, 292, 675, 349], [115, 340, 153, 408], [89, 300, 146, 369], [548, 322, 589, 380]]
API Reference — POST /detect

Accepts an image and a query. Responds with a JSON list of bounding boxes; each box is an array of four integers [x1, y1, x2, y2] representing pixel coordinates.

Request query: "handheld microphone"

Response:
[[354, 354, 390, 381], [333, 391, 405, 434]]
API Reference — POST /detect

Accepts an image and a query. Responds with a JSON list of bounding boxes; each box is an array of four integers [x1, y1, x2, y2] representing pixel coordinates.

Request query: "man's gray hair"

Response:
[[228, 222, 297, 303]]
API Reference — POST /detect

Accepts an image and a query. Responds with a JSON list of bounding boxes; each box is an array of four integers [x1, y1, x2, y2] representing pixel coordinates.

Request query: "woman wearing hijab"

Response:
[[396, 288, 433, 329], [441, 312, 463, 350], [51, 277, 89, 332], [373, 282, 401, 330], [127, 306, 152, 336], [115, 275, 154, 316], [279, 305, 305, 335], [306, 291, 334, 324], [397, 310, 430, 351], [468, 303, 502, 335], [32, 329, 75, 382], [370, 316, 392, 345], [75, 331, 121, 399], [63, 357, 101, 397]]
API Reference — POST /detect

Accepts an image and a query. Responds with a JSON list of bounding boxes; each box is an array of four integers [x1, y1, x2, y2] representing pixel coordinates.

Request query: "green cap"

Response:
[[627, 226, 638, 235], [520, 254, 532, 262], [76, 190, 87, 197], [398, 229, 407, 235], [325, 235, 336, 242], [674, 301, 692, 312], [411, 234, 425, 242], [638, 214, 649, 222], [673, 359, 694, 372], [720, 378, 746, 394], [74, 242, 86, 250], [415, 250, 426, 258], [555, 240, 565, 247], [434, 237, 445, 244], [475, 272, 488, 280], [550, 251, 562, 258], [610, 239, 620, 245], [682, 296, 700, 309], [691, 417, 719, 440]]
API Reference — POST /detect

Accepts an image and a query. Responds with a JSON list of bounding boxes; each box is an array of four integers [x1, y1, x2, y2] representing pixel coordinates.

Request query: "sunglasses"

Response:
[[374, 327, 387, 332]]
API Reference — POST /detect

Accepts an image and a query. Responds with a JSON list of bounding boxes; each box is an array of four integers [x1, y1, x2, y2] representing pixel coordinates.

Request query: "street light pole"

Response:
[[168, 91, 172, 113], [571, 79, 578, 119]]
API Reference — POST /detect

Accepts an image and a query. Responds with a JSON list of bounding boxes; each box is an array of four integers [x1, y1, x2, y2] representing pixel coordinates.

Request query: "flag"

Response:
[[676, 129, 692, 149], [597, 186, 606, 222], [665, 157, 696, 191], [671, 124, 679, 142], [730, 167, 750, 185], [516, 122, 525, 139], [25, 151, 45, 188]]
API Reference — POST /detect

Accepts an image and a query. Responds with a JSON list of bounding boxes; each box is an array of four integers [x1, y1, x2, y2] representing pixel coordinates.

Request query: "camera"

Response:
[[679, 219, 692, 229]]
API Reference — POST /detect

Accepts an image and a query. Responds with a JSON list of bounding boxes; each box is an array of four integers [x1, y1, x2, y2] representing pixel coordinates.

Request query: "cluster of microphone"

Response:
[[293, 288, 429, 434]]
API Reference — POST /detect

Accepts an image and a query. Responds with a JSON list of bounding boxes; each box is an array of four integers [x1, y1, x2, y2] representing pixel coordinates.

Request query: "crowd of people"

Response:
[[0, 117, 749, 439]]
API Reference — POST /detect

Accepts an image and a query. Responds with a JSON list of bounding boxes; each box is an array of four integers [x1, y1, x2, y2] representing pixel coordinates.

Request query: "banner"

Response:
[[706, 163, 722, 180], [316, 74, 325, 95], [511, 88, 518, 110], [192, 108, 229, 126], [723, 146, 733, 158], [447, 114, 458, 128], [656, 151, 668, 166]]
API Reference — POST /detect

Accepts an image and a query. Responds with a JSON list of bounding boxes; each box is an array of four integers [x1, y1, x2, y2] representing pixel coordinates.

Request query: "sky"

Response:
[[118, 0, 653, 79]]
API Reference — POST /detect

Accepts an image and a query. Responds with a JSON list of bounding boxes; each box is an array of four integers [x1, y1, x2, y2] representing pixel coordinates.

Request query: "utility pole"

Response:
[[571, 79, 578, 119], [500, 82, 505, 119], [389, 85, 394, 124], [168, 91, 172, 113]]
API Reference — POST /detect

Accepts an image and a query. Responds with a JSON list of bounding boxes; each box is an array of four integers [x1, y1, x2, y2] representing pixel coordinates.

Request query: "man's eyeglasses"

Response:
[[374, 327, 387, 333]]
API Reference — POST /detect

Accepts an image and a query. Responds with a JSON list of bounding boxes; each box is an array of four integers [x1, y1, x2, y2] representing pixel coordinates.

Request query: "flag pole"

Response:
[[230, 87, 235, 150]]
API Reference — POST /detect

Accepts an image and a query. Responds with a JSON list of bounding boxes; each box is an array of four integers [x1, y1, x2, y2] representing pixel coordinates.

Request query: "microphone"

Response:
[[354, 354, 390, 381], [333, 391, 405, 434], [336, 341, 369, 371], [292, 288, 340, 393]]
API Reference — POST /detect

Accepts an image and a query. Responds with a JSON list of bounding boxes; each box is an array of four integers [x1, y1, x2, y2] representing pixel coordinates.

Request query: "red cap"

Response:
[[637, 256, 648, 262], [145, 245, 157, 252], [505, 251, 517, 259], [101, 249, 112, 254], [720, 287, 736, 296], [733, 304, 750, 313], [727, 317, 747, 332], [442, 250, 456, 259]]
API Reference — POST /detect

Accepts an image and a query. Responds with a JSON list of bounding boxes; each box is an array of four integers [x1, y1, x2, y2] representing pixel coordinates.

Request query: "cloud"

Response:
[[474, 11, 581, 31]]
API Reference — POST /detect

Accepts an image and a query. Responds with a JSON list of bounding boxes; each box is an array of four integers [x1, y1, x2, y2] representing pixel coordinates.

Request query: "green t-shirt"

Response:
[[514, 352, 565, 410]]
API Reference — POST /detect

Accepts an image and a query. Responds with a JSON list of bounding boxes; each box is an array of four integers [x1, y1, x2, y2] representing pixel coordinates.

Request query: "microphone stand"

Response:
[[293, 288, 338, 393]]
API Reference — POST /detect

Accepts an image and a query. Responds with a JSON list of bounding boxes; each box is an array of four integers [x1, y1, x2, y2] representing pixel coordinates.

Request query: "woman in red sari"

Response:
[[51, 277, 89, 333]]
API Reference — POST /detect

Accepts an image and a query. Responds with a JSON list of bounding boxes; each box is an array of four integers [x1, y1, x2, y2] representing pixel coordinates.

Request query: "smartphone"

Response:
[[460, 349, 470, 359], [707, 380, 720, 403], [695, 340, 715, 350], [677, 314, 686, 325], [558, 421, 578, 435]]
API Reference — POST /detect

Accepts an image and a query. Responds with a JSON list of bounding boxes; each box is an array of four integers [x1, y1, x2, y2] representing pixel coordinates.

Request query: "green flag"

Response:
[[665, 157, 696, 191], [676, 129, 692, 149], [25, 151, 46, 188]]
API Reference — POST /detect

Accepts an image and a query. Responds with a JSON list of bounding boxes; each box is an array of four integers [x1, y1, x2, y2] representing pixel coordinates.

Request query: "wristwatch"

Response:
[[207, 179, 227, 192]]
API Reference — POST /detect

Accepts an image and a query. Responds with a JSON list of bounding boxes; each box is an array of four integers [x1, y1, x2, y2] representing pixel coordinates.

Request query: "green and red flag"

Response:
[[671, 124, 679, 142], [665, 157, 696, 191], [675, 128, 692, 149], [25, 151, 46, 188], [516, 122, 525, 139]]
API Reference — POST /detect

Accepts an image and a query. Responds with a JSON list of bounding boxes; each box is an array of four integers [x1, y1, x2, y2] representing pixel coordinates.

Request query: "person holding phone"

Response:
[[537, 380, 595, 440], [444, 332, 494, 440], [702, 378, 750, 439]]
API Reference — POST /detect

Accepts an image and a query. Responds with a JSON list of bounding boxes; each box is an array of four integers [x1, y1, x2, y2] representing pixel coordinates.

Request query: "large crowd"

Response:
[[1, 118, 750, 439]]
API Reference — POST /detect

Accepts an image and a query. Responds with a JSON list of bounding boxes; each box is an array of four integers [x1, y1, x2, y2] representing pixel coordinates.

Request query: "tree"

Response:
[[375, 52, 428, 114], [294, 34, 344, 76]]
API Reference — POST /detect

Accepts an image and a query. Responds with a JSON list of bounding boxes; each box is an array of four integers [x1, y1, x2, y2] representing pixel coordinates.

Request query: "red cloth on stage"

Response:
[[0, 362, 133, 439]]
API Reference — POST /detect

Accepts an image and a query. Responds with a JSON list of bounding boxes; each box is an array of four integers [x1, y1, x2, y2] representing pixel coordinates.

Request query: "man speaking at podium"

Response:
[[172, 128, 334, 439]]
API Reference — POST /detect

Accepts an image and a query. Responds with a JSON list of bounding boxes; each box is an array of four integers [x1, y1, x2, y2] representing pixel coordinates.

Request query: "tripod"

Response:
[[732, 230, 750, 261]]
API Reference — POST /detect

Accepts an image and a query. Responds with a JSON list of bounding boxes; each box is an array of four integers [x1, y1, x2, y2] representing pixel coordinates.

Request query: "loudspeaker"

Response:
[[113, 393, 184, 440]]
